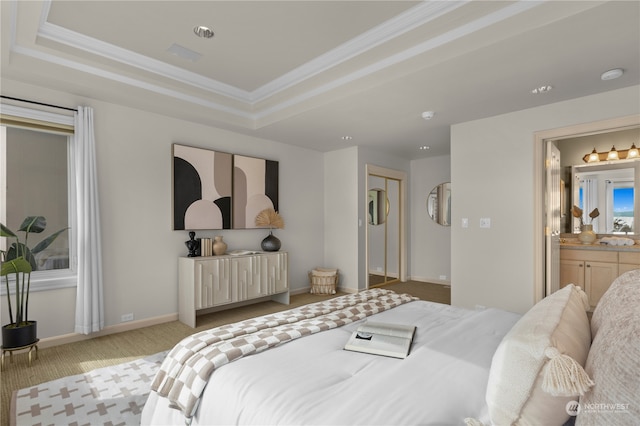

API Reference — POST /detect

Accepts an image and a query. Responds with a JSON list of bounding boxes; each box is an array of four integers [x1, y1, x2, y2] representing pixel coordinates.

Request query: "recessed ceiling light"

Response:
[[531, 85, 553, 94], [601, 68, 624, 81], [419, 145, 430, 150], [421, 111, 435, 120], [341, 136, 353, 140], [194, 26, 215, 39]]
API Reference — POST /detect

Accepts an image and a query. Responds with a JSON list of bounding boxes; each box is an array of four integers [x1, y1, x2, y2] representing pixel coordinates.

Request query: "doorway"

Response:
[[534, 115, 640, 303], [366, 164, 407, 288]]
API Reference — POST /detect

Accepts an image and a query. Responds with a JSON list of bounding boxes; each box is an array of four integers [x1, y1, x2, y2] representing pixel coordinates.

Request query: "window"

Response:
[[1, 104, 77, 292], [611, 184, 634, 234]]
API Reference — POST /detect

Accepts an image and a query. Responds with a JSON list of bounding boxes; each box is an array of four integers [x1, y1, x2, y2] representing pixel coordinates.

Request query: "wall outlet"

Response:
[[121, 313, 134, 322], [439, 275, 447, 280], [475, 304, 486, 310]]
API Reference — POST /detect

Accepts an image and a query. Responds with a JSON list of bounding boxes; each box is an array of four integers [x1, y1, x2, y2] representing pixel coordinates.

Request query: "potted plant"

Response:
[[571, 205, 599, 245], [255, 208, 285, 251], [1, 216, 67, 348]]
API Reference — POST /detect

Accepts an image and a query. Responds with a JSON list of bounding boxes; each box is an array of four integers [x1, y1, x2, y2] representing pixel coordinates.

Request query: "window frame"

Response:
[[608, 180, 635, 234], [1, 104, 78, 294]]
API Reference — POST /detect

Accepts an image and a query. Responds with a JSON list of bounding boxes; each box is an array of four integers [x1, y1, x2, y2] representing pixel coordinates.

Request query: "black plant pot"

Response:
[[2, 321, 38, 349], [261, 232, 281, 252]]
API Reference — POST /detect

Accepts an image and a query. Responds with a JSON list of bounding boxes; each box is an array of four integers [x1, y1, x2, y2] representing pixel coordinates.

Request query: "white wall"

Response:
[[451, 86, 640, 314], [409, 155, 451, 284], [323, 147, 359, 291], [1, 79, 326, 340]]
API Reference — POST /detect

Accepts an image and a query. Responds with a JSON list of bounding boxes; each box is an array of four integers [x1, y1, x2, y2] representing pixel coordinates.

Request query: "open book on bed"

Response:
[[344, 321, 416, 359]]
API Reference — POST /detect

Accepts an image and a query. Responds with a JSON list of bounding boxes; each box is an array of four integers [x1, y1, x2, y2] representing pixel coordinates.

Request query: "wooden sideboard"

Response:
[[560, 247, 640, 310], [178, 252, 289, 327]]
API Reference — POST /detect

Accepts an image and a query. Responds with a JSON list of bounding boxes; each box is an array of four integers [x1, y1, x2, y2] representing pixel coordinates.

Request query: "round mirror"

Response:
[[427, 182, 451, 226], [368, 188, 389, 225]]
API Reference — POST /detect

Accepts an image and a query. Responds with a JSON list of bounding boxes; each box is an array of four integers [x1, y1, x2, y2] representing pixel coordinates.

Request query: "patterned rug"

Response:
[[11, 351, 167, 426]]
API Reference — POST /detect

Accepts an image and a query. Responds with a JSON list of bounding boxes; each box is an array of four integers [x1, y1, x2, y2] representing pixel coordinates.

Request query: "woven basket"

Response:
[[309, 268, 339, 295]]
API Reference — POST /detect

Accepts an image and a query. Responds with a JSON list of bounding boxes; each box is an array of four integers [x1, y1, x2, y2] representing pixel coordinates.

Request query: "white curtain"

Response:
[[582, 178, 599, 232], [74, 106, 104, 334]]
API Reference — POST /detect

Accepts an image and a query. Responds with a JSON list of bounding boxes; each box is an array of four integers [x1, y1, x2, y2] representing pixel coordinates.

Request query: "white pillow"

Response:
[[576, 269, 640, 426], [486, 284, 592, 425]]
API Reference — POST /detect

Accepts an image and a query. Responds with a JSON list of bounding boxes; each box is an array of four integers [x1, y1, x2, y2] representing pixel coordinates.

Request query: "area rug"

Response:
[[11, 351, 167, 426]]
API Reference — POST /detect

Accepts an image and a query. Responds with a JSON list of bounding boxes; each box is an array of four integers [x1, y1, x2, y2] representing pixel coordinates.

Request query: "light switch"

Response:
[[461, 218, 469, 228], [480, 217, 491, 228]]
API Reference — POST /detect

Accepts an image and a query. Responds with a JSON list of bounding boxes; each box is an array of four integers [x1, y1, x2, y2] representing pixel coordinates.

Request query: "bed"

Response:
[[142, 272, 640, 426]]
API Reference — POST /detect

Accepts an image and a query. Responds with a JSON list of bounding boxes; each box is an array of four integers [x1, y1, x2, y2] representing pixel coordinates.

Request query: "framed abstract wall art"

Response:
[[172, 144, 232, 230], [233, 154, 279, 229], [172, 144, 279, 230]]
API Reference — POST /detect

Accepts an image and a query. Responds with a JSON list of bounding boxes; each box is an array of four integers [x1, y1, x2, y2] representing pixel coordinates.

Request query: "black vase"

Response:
[[261, 231, 281, 252], [2, 321, 38, 349]]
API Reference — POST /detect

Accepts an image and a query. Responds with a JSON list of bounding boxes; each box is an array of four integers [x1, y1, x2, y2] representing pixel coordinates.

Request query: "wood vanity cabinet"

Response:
[[559, 249, 618, 310], [618, 251, 640, 275], [178, 252, 289, 327]]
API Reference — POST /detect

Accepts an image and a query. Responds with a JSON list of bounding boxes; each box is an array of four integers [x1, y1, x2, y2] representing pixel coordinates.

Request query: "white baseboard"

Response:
[[409, 276, 451, 286], [38, 313, 178, 349]]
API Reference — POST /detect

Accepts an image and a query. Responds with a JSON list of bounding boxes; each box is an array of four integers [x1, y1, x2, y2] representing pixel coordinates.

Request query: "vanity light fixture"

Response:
[[419, 145, 430, 150], [341, 136, 353, 141], [194, 25, 215, 39], [582, 143, 640, 162], [587, 148, 600, 163]]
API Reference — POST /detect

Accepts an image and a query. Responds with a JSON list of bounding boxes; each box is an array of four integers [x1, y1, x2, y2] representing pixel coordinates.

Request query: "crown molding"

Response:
[[36, 21, 252, 103], [251, 1, 469, 102], [35, 0, 471, 105], [9, 0, 544, 125]]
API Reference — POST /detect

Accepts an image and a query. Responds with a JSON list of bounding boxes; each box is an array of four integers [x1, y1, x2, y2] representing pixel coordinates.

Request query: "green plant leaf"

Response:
[[0, 257, 32, 276], [31, 228, 68, 254], [19, 216, 47, 234], [6, 243, 37, 270], [1, 223, 17, 238]]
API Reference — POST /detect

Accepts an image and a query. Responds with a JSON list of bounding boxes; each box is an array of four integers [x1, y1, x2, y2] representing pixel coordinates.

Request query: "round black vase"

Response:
[[2, 321, 38, 349], [261, 232, 281, 252]]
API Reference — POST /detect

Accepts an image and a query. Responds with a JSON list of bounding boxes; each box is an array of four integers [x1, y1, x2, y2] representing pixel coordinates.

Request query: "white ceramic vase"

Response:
[[213, 236, 228, 255], [578, 224, 596, 245]]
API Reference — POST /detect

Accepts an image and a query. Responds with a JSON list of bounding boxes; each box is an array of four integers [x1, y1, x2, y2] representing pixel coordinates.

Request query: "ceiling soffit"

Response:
[[9, 0, 550, 128]]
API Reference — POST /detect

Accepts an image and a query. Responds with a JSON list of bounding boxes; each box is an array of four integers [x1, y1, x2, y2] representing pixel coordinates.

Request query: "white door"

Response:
[[546, 141, 562, 295]]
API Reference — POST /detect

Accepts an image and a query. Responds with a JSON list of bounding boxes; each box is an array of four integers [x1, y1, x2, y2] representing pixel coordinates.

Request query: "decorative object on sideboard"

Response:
[[213, 236, 227, 255], [185, 231, 199, 257], [1, 216, 67, 349], [572, 205, 599, 244], [255, 208, 284, 252]]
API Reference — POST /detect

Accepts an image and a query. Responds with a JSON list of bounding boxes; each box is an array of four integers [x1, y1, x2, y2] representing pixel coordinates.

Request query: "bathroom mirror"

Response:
[[368, 188, 389, 225], [427, 182, 451, 226], [571, 161, 638, 234]]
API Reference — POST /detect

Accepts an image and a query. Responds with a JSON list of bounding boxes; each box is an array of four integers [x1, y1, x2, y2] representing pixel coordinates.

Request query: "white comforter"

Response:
[[142, 300, 519, 425]]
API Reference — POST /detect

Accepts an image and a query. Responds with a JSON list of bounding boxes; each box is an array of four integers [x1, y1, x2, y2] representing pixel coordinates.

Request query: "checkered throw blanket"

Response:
[[150, 288, 417, 418]]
